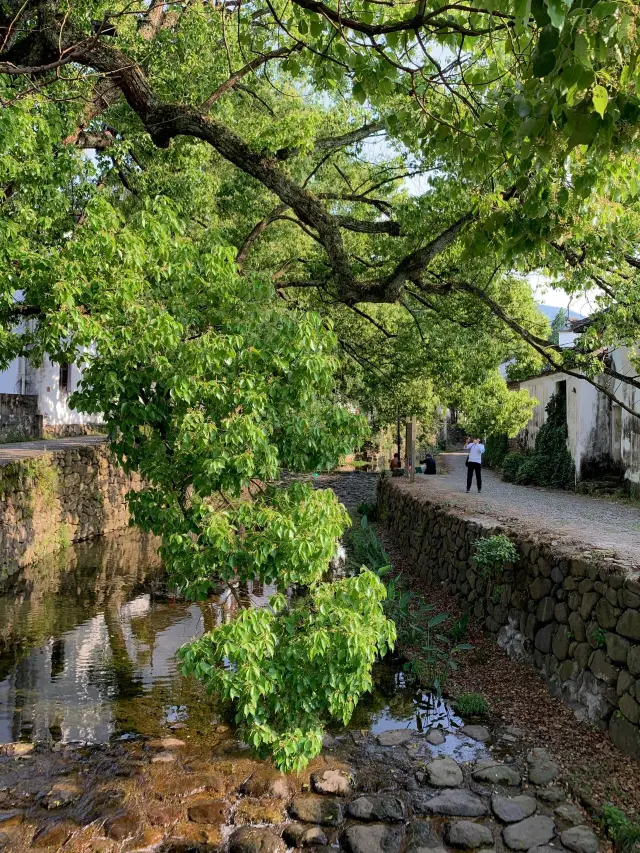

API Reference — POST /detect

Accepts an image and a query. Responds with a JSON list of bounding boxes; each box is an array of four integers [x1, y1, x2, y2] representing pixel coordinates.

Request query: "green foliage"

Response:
[[356, 501, 378, 522], [344, 515, 390, 575], [601, 805, 640, 853], [474, 535, 518, 578], [483, 435, 510, 470], [506, 391, 575, 489], [454, 692, 489, 718], [179, 569, 396, 772], [549, 310, 567, 346], [457, 371, 538, 439], [450, 612, 470, 643], [502, 452, 527, 483]]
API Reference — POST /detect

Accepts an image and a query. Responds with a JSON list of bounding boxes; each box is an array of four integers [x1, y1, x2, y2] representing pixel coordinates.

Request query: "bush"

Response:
[[454, 692, 489, 717], [501, 391, 575, 489], [474, 535, 518, 578], [601, 805, 640, 853], [502, 451, 525, 482], [483, 434, 510, 470]]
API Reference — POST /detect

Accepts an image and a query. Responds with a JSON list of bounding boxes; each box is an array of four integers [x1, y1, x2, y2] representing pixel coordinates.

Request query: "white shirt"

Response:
[[465, 442, 485, 464]]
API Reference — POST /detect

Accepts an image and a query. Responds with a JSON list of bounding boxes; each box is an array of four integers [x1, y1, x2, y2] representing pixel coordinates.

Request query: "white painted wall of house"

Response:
[[515, 346, 640, 490], [0, 354, 103, 428]]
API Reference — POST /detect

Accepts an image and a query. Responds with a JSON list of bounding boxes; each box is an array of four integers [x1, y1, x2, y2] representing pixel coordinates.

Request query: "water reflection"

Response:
[[0, 531, 276, 746]]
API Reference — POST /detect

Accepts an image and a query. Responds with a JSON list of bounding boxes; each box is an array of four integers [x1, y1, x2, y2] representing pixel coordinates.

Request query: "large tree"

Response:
[[1, 0, 640, 767]]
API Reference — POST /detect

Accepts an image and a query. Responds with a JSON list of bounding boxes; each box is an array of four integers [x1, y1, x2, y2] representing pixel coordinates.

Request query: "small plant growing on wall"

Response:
[[474, 535, 518, 579]]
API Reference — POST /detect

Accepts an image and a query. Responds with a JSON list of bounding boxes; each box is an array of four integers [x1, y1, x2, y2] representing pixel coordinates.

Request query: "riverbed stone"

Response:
[[447, 821, 493, 848], [460, 725, 490, 742], [472, 760, 521, 786], [377, 729, 413, 747], [105, 811, 142, 840], [503, 816, 555, 850], [187, 798, 229, 824], [344, 823, 405, 853], [290, 795, 343, 826], [425, 757, 463, 787], [419, 790, 487, 817], [42, 780, 83, 809], [617, 609, 640, 640], [560, 826, 599, 853], [527, 750, 559, 786], [31, 821, 74, 848], [283, 823, 328, 847], [426, 729, 446, 745], [0, 811, 23, 828], [554, 804, 585, 826], [311, 768, 351, 795], [234, 798, 286, 825], [229, 826, 286, 853], [242, 768, 295, 799], [147, 737, 186, 750], [347, 794, 408, 822], [491, 794, 536, 823]]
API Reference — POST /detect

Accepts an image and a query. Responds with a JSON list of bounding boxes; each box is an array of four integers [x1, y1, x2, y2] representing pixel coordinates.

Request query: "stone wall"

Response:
[[0, 393, 42, 442], [0, 444, 143, 579], [378, 478, 640, 760]]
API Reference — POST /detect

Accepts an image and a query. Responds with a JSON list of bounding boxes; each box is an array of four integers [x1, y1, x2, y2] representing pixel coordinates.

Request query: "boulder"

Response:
[[426, 729, 446, 746], [554, 804, 585, 826], [290, 795, 343, 826], [617, 610, 640, 641], [229, 826, 287, 853], [609, 714, 640, 760], [187, 798, 229, 825], [377, 729, 413, 747], [460, 725, 490, 742], [311, 769, 351, 796]]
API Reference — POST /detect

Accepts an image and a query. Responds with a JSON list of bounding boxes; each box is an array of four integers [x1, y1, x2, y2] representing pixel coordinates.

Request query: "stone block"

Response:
[[596, 598, 618, 630], [609, 714, 640, 760], [619, 693, 640, 725], [604, 633, 631, 665], [589, 650, 618, 685], [617, 609, 640, 641]]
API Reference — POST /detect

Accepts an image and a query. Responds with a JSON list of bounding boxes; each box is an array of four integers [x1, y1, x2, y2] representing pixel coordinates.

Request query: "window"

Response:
[[59, 363, 71, 392]]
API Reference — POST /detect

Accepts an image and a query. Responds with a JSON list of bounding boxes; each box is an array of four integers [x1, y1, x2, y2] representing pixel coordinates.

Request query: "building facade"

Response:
[[511, 343, 640, 495], [0, 353, 103, 440]]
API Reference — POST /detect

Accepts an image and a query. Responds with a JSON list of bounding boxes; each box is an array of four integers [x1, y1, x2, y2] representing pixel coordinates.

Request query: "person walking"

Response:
[[464, 437, 484, 493]]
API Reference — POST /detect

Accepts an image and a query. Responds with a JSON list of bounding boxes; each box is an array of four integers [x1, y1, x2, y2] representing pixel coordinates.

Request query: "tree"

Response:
[[550, 309, 567, 346]]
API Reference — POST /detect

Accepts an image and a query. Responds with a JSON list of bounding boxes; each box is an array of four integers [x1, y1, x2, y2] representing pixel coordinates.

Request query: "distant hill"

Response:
[[537, 304, 584, 323]]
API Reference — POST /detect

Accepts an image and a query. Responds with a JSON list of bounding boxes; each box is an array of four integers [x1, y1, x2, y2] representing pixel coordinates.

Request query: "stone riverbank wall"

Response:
[[378, 478, 640, 761], [0, 444, 142, 580]]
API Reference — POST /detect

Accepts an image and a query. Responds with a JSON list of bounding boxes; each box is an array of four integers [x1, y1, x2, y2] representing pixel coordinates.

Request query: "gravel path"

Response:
[[407, 453, 640, 568], [0, 435, 106, 465]]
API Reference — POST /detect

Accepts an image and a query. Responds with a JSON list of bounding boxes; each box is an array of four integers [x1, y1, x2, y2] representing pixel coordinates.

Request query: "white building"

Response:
[[510, 330, 640, 495], [0, 353, 103, 440]]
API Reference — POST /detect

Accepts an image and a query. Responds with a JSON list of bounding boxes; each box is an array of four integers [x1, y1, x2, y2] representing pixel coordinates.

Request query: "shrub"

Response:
[[601, 805, 640, 853], [474, 535, 518, 578], [502, 451, 525, 483], [356, 500, 378, 522], [483, 434, 510, 470], [454, 692, 489, 717]]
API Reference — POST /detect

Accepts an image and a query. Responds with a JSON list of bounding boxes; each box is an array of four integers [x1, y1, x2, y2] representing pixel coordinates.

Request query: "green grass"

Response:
[[601, 805, 640, 853], [454, 692, 489, 717]]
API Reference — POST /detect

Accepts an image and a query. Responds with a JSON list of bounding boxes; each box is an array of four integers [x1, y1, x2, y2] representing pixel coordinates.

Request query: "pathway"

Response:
[[0, 435, 106, 466], [405, 453, 640, 568]]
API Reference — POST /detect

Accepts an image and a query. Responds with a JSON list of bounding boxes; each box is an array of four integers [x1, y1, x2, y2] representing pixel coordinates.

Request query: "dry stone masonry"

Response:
[[0, 444, 142, 580], [378, 478, 640, 761]]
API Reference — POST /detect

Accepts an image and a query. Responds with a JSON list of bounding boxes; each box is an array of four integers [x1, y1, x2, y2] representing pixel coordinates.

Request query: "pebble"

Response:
[[447, 820, 494, 848], [426, 756, 464, 787], [503, 816, 556, 851], [491, 794, 537, 824], [345, 823, 405, 853], [377, 729, 413, 747], [460, 725, 491, 742], [560, 826, 600, 853], [418, 790, 487, 817]]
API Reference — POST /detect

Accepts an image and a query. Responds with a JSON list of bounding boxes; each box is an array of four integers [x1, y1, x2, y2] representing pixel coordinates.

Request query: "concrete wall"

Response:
[[0, 444, 143, 580], [0, 394, 42, 442], [379, 478, 640, 760]]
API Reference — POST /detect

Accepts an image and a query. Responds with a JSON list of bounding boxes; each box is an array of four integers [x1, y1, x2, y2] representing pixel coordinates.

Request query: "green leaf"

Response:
[[591, 84, 608, 118]]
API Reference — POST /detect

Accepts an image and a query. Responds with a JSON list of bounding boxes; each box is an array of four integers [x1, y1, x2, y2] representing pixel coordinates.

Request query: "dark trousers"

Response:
[[467, 462, 482, 491]]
